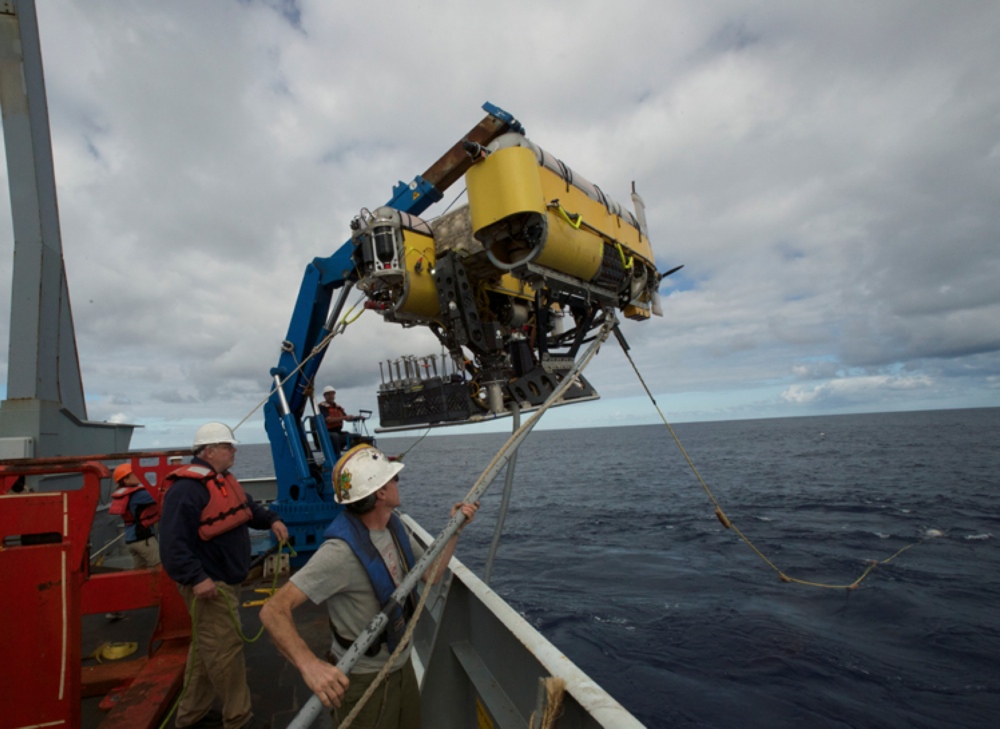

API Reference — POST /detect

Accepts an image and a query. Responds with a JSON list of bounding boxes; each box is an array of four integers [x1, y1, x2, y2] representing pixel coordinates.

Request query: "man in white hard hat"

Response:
[[317, 386, 362, 454], [160, 422, 289, 729], [261, 445, 478, 728]]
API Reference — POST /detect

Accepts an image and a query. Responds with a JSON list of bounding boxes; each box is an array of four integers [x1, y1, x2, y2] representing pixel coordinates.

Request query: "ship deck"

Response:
[[81, 576, 332, 729], [77, 512, 644, 729]]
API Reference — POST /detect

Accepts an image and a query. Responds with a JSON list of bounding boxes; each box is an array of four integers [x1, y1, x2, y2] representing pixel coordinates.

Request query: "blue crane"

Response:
[[263, 103, 523, 560]]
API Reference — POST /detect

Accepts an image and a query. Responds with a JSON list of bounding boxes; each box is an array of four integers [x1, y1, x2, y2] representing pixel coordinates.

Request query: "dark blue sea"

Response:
[[237, 408, 1000, 729]]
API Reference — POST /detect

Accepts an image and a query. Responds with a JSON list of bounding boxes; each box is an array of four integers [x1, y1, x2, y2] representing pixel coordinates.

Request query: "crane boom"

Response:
[[264, 104, 522, 557], [265, 103, 666, 562]]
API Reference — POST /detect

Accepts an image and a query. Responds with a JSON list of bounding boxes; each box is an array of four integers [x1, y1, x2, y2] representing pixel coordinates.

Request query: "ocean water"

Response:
[[236, 408, 1000, 729]]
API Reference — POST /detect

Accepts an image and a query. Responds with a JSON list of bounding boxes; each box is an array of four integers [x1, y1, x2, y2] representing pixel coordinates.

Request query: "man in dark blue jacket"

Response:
[[161, 422, 288, 729]]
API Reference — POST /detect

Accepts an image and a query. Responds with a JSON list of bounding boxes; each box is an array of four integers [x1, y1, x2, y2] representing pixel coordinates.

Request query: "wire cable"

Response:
[[232, 293, 367, 433], [616, 338, 932, 590]]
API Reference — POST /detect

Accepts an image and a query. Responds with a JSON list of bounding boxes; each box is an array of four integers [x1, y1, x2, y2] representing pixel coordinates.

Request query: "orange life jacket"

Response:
[[165, 464, 252, 540], [320, 401, 348, 431], [109, 485, 160, 528]]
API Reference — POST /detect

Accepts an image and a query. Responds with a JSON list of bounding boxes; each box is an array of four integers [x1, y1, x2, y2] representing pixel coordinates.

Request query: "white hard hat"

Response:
[[323, 386, 336, 394], [332, 444, 404, 504], [193, 422, 239, 449]]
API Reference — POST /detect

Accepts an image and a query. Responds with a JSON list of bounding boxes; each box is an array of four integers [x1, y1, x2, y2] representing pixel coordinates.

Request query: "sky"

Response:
[[1, 0, 998, 449]]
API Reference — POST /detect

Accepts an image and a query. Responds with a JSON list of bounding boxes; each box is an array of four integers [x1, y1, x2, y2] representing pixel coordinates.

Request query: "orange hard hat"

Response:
[[113, 463, 133, 484]]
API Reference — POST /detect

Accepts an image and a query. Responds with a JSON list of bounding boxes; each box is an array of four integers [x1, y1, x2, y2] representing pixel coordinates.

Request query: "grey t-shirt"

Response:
[[290, 518, 425, 674]]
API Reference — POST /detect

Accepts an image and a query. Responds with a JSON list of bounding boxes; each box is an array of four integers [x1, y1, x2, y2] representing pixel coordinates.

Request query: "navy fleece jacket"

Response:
[[159, 457, 279, 586]]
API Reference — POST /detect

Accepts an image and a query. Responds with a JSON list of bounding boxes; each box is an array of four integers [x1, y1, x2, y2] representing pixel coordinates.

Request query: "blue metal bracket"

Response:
[[482, 101, 524, 135]]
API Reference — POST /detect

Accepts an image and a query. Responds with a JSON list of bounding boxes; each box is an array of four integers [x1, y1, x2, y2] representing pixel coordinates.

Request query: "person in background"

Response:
[[109, 463, 161, 568], [260, 445, 479, 728], [106, 462, 162, 620], [160, 422, 289, 729], [318, 385, 362, 453]]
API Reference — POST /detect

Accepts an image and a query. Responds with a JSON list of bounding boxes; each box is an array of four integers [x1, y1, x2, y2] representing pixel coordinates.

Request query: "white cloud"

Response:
[[781, 373, 935, 405], [1, 0, 998, 448]]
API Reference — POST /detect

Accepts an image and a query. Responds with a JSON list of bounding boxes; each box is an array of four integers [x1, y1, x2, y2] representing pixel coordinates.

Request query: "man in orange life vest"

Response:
[[109, 463, 161, 569], [160, 422, 288, 729], [318, 386, 362, 453], [105, 463, 162, 620]]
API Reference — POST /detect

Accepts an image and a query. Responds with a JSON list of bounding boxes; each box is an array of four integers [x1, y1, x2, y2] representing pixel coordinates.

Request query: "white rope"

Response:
[[232, 293, 366, 433], [287, 310, 617, 729]]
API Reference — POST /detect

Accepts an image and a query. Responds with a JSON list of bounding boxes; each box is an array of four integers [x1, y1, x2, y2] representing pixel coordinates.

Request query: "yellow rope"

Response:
[[614, 241, 634, 270], [158, 598, 201, 729], [220, 540, 297, 642], [158, 540, 296, 728], [617, 342, 929, 590], [340, 302, 365, 326], [551, 202, 583, 229]]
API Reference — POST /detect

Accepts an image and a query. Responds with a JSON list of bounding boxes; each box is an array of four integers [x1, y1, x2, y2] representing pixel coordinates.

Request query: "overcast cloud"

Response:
[[1, 0, 998, 448]]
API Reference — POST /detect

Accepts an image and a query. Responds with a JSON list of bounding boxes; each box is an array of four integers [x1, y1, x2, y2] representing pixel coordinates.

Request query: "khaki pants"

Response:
[[176, 582, 252, 729], [127, 536, 160, 568], [333, 660, 421, 729]]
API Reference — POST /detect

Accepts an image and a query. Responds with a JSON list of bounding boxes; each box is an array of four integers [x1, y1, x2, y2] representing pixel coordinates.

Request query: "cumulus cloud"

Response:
[[781, 373, 935, 406]]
